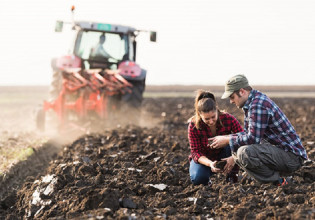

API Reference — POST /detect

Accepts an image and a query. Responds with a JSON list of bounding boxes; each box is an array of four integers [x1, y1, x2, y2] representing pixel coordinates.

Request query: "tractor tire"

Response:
[[49, 71, 62, 100], [120, 79, 145, 125], [36, 108, 45, 132]]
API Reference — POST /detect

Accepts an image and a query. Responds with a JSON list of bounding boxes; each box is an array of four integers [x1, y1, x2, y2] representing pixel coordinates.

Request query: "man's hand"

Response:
[[208, 135, 230, 149], [221, 156, 235, 174]]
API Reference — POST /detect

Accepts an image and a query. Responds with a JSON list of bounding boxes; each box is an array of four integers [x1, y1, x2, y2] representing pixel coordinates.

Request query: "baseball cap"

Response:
[[221, 74, 249, 99]]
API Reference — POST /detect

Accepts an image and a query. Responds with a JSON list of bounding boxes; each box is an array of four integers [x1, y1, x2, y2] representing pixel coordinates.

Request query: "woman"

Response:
[[188, 90, 243, 185]]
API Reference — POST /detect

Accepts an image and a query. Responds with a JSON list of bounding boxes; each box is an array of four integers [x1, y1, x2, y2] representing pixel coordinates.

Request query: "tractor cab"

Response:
[[53, 20, 156, 72], [80, 31, 130, 70], [73, 22, 137, 70]]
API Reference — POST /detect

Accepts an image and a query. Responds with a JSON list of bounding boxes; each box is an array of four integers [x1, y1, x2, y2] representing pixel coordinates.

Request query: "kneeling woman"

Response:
[[188, 90, 243, 185]]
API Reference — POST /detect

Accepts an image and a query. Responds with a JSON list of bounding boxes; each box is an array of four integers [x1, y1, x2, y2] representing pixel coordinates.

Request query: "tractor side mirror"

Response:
[[150, 31, 157, 42], [55, 21, 64, 32]]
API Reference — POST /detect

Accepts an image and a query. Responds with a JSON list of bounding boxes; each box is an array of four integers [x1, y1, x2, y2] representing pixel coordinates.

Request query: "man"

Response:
[[90, 34, 115, 60], [209, 74, 307, 185]]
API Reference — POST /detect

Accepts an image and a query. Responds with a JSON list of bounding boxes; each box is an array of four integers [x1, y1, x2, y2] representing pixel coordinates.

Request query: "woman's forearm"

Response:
[[198, 156, 212, 167]]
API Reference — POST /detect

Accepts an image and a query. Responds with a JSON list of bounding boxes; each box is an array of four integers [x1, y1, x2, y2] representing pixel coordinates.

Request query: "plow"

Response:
[[37, 61, 143, 132]]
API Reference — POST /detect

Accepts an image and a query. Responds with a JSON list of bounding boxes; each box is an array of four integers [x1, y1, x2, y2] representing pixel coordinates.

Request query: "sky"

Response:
[[0, 0, 315, 86]]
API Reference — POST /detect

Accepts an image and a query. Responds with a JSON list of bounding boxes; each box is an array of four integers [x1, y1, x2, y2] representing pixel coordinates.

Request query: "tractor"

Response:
[[37, 7, 156, 132]]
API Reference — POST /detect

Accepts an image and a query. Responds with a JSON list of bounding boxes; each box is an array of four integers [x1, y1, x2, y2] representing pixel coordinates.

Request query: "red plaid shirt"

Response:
[[188, 112, 243, 163]]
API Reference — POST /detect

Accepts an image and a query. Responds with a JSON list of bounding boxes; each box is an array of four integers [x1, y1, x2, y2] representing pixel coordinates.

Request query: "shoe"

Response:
[[277, 177, 288, 186], [208, 179, 213, 187]]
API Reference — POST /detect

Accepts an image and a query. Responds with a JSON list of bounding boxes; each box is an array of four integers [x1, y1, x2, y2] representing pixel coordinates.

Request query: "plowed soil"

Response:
[[1, 95, 315, 219]]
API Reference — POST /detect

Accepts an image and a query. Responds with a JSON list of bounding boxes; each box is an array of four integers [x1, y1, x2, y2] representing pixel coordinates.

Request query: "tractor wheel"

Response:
[[36, 108, 45, 132], [120, 79, 145, 125], [49, 71, 62, 100]]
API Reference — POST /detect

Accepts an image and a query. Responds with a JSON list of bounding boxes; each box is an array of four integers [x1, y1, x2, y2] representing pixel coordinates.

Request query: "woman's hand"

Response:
[[221, 156, 235, 174], [208, 160, 222, 173], [208, 135, 230, 149], [198, 156, 222, 173]]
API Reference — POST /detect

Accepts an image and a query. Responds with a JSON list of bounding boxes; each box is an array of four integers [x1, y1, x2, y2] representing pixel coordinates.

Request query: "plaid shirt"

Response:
[[188, 112, 243, 163], [230, 90, 308, 160]]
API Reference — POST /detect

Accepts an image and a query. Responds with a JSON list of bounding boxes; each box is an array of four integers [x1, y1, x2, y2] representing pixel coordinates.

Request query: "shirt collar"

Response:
[[242, 90, 256, 111]]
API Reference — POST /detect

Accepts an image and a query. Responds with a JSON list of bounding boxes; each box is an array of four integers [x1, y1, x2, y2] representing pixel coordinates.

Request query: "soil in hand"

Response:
[[215, 160, 227, 170]]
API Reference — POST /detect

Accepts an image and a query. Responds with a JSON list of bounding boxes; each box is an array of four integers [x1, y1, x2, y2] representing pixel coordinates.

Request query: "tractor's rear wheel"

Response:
[[120, 79, 145, 125]]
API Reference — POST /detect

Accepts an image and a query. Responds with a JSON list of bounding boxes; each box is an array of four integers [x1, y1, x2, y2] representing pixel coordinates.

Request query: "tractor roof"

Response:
[[75, 21, 137, 34]]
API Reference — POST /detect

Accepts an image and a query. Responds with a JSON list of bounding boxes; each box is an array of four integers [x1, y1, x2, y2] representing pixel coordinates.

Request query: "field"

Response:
[[0, 85, 314, 219]]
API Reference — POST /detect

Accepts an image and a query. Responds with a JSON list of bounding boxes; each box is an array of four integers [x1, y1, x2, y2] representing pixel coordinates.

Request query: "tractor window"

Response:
[[74, 31, 129, 62]]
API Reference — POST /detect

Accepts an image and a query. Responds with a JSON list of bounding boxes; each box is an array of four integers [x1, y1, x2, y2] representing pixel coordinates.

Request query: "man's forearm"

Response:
[[223, 135, 231, 147]]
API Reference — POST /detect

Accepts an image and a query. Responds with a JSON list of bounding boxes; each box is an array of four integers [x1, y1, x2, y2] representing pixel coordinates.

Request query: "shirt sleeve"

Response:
[[188, 122, 204, 163], [230, 103, 269, 152]]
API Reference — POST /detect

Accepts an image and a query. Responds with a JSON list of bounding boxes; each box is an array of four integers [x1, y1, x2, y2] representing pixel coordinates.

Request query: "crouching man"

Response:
[[210, 74, 308, 186]]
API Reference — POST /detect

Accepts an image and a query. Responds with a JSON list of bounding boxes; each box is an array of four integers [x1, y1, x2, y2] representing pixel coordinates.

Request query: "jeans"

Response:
[[189, 145, 232, 185]]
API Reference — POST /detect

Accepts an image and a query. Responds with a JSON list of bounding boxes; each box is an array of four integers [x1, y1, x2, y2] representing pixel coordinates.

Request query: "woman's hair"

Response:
[[192, 90, 221, 129]]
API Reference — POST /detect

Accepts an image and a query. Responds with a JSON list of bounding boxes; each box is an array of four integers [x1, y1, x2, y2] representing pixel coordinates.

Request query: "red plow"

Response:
[[37, 68, 133, 132]]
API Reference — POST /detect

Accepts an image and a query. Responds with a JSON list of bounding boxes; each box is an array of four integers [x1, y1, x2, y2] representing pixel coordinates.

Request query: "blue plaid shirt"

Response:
[[230, 90, 308, 160]]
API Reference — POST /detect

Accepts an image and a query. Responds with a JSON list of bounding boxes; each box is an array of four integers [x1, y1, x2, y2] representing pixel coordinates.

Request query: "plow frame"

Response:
[[41, 68, 133, 131]]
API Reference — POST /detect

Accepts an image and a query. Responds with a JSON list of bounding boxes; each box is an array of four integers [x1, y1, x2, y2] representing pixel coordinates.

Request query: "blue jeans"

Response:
[[189, 146, 232, 185]]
